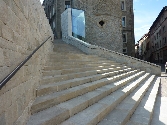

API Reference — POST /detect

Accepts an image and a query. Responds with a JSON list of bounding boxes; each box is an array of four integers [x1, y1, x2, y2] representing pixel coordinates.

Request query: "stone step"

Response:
[[40, 66, 129, 85], [60, 73, 152, 125], [27, 72, 148, 125], [43, 62, 123, 71], [42, 64, 127, 76], [37, 68, 133, 96], [45, 60, 118, 66], [98, 75, 156, 125], [31, 70, 144, 114], [126, 77, 160, 125], [48, 56, 110, 62], [49, 53, 101, 59]]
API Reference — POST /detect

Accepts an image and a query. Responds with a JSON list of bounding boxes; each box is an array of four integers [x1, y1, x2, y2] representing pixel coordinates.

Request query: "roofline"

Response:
[[149, 6, 167, 30]]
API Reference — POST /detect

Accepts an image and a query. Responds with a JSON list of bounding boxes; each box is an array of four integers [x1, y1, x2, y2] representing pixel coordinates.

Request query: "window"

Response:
[[65, 1, 71, 10], [165, 37, 167, 44], [157, 43, 159, 49], [122, 33, 127, 43], [50, 12, 51, 19], [163, 26, 166, 32], [159, 30, 161, 36], [123, 48, 127, 53], [53, 21, 55, 29], [122, 16, 126, 27], [121, 1, 125, 10], [53, 7, 55, 14]]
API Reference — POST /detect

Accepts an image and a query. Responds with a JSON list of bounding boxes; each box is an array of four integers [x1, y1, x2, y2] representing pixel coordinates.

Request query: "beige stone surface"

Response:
[[0, 0, 54, 124]]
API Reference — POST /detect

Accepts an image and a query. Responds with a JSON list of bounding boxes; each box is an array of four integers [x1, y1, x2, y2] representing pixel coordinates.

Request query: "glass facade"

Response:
[[72, 9, 85, 41]]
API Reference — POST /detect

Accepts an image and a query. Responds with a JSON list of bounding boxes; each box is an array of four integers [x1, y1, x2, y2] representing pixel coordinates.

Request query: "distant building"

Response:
[[138, 33, 148, 60], [135, 43, 139, 58], [138, 6, 167, 63], [43, 0, 135, 56]]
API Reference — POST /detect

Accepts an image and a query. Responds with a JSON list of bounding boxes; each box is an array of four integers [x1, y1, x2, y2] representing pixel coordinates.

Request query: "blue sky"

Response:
[[134, 0, 167, 43], [40, 0, 166, 43]]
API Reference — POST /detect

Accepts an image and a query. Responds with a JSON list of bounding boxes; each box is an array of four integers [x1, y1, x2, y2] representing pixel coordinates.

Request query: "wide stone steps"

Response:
[[42, 64, 126, 77], [43, 62, 122, 71], [49, 53, 101, 59], [26, 41, 160, 125], [97, 75, 157, 125], [126, 77, 160, 125], [61, 73, 154, 125], [41, 64, 128, 85], [27, 71, 148, 125], [31, 70, 142, 115], [46, 60, 118, 66], [38, 68, 133, 96], [48, 56, 110, 62]]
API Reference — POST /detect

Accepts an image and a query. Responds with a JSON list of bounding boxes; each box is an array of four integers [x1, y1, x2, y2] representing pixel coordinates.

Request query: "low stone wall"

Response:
[[0, 0, 54, 124], [63, 36, 161, 75]]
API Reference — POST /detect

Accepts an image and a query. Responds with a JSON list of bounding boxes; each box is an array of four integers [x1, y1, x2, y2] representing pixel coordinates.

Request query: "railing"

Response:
[[0, 36, 52, 90]]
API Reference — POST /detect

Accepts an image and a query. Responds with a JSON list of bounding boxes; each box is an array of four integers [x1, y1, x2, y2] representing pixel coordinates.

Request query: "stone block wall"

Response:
[[0, 0, 54, 124], [72, 0, 123, 53]]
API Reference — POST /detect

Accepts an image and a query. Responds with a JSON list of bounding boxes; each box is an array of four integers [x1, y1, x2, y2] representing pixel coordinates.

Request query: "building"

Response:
[[139, 6, 167, 63], [121, 0, 135, 56], [150, 6, 167, 63], [43, 0, 135, 55], [42, 0, 72, 39], [135, 43, 139, 58], [138, 33, 148, 60]]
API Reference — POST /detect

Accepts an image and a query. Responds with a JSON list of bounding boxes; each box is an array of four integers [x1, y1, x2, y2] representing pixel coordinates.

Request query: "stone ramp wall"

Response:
[[0, 0, 54, 124], [61, 9, 161, 76]]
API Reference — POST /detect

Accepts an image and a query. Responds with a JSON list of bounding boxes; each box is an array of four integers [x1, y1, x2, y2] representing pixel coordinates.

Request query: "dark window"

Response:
[[121, 1, 125, 10], [163, 26, 166, 32], [123, 33, 126, 43], [65, 1, 71, 10], [122, 17, 126, 27], [123, 48, 127, 53], [159, 30, 161, 36]]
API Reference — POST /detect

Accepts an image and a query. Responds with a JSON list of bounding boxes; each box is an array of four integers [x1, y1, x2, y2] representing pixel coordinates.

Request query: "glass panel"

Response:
[[72, 9, 85, 41]]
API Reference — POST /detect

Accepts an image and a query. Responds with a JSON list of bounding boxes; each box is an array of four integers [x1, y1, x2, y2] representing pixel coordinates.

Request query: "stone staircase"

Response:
[[26, 40, 160, 125]]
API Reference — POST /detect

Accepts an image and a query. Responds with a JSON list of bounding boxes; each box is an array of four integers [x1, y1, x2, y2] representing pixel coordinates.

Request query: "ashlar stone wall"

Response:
[[0, 0, 54, 124]]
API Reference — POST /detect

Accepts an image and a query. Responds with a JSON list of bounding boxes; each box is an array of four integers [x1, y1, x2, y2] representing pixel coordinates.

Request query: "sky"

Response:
[[40, 0, 43, 3], [134, 0, 167, 43], [39, 0, 167, 43]]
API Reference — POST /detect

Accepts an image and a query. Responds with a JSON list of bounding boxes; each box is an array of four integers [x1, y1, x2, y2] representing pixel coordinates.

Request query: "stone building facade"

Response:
[[72, 0, 123, 53], [43, 0, 135, 55], [121, 0, 135, 56]]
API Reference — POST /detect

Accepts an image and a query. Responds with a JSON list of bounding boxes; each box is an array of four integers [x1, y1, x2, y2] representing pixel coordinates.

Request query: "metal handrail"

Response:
[[0, 36, 52, 90]]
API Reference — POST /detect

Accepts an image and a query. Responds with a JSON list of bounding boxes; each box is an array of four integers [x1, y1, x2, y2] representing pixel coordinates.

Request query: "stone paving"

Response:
[[151, 70, 167, 125]]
